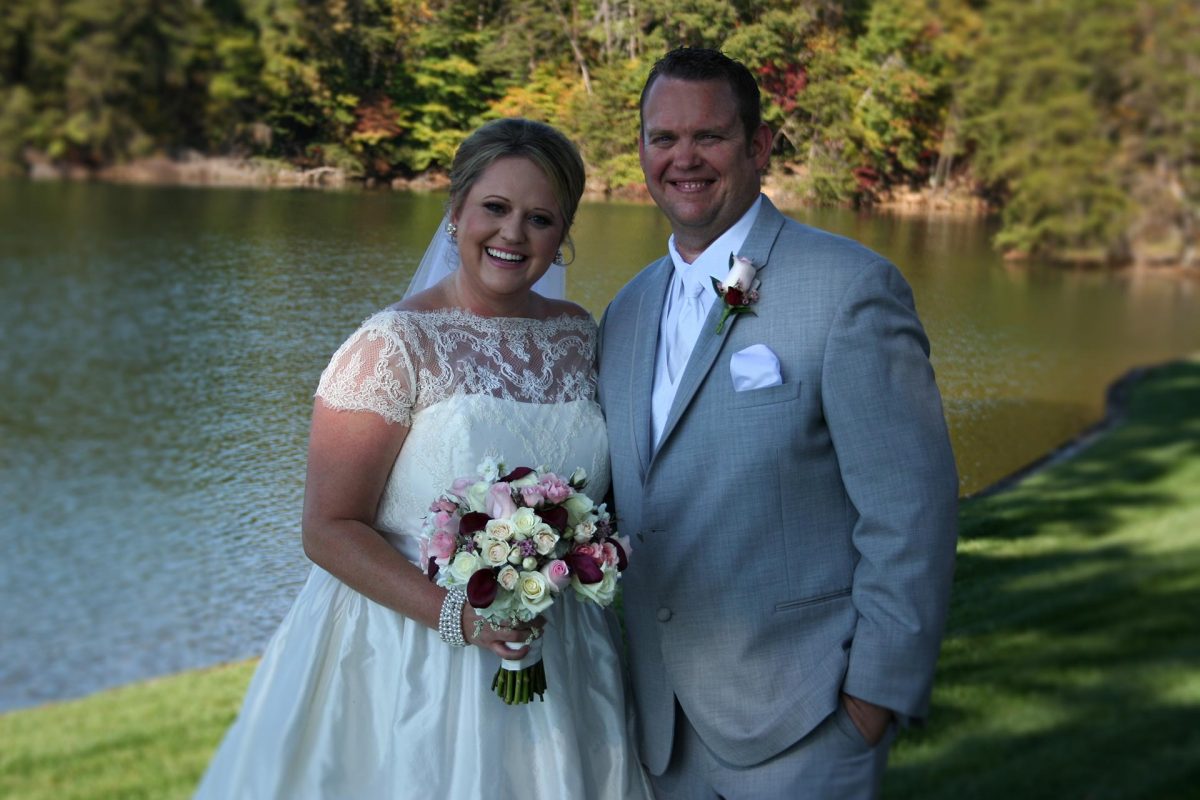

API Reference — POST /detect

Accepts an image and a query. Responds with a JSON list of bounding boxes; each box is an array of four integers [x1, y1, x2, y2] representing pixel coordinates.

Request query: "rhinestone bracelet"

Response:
[[438, 587, 468, 648]]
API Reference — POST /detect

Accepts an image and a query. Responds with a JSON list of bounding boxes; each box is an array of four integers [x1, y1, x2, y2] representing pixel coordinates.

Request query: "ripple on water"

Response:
[[3, 181, 1200, 711]]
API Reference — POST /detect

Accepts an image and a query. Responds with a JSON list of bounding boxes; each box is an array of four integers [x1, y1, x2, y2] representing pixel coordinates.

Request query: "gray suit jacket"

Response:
[[597, 197, 958, 772]]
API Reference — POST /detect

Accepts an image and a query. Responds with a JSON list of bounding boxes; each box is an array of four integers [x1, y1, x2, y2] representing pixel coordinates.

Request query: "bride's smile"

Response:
[[451, 156, 565, 313]]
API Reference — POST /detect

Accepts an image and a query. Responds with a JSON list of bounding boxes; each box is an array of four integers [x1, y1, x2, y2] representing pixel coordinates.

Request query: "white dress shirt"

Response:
[[651, 196, 763, 447]]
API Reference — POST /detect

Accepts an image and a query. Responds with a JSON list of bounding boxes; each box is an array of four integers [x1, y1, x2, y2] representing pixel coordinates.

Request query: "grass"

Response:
[[886, 354, 1200, 799], [3, 356, 1199, 799], [0, 662, 253, 800]]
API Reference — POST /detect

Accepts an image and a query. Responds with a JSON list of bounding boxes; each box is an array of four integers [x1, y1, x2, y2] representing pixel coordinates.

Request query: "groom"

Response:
[[598, 48, 959, 798]]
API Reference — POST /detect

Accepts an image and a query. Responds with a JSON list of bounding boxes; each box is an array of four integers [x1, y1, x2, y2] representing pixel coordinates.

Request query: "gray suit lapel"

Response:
[[652, 198, 787, 461], [631, 257, 674, 476]]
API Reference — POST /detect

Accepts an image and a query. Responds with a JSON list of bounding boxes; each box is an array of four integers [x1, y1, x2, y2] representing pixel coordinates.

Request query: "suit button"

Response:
[[656, 608, 672, 622]]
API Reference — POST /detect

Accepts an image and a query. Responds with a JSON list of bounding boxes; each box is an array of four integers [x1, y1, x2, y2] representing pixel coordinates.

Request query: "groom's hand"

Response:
[[840, 692, 893, 747]]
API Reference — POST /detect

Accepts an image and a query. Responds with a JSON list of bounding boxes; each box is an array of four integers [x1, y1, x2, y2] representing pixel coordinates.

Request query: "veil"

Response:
[[402, 213, 566, 301]]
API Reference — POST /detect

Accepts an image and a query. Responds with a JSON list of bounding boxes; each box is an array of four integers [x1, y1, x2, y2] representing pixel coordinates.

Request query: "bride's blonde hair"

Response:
[[448, 119, 586, 246]]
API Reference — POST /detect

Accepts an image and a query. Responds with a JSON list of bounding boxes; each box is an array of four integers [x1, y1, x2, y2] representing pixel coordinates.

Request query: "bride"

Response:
[[196, 118, 651, 799]]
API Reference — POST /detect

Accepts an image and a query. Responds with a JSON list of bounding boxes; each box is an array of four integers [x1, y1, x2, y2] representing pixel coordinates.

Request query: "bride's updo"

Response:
[[448, 118, 586, 236]]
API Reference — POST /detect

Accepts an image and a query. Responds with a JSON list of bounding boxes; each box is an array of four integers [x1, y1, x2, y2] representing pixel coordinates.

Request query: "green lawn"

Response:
[[4, 356, 1198, 799], [886, 355, 1200, 799]]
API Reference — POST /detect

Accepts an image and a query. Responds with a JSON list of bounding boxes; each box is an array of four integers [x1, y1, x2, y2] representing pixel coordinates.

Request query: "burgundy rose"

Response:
[[499, 466, 535, 483], [724, 286, 745, 306], [467, 568, 499, 608], [538, 505, 568, 533], [609, 537, 629, 572], [565, 550, 604, 584], [460, 511, 489, 536]]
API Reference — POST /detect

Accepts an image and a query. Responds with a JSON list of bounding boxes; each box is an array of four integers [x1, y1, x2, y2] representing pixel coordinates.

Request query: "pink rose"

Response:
[[430, 531, 456, 561], [520, 486, 546, 507], [538, 476, 574, 504], [487, 483, 518, 519], [540, 559, 571, 591], [449, 477, 473, 499], [601, 541, 619, 567], [433, 511, 459, 535], [430, 498, 457, 514], [576, 542, 604, 562]]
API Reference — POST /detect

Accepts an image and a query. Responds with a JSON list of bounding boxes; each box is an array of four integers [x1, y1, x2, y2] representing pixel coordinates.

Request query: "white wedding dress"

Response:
[[196, 308, 651, 799]]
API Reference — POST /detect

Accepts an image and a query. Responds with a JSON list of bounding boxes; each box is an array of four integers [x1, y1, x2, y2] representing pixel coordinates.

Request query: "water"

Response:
[[2, 180, 1197, 711]]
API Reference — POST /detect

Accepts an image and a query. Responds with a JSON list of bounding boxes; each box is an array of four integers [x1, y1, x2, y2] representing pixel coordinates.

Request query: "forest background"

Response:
[[1, 0, 1196, 267]]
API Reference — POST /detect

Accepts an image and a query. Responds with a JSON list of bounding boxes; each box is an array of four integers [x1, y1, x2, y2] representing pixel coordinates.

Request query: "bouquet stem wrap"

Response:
[[492, 638, 546, 704]]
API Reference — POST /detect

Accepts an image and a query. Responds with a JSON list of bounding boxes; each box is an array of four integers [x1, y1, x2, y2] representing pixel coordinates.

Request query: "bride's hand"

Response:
[[461, 605, 546, 660]]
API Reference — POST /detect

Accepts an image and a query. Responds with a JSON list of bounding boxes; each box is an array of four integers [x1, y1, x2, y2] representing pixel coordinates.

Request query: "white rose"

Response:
[[522, 556, 538, 571], [569, 467, 587, 488], [465, 481, 491, 514], [497, 565, 520, 592], [485, 518, 515, 541], [518, 571, 554, 614], [448, 551, 484, 585], [508, 549, 523, 565], [476, 456, 502, 482], [725, 254, 758, 291], [571, 566, 618, 606], [479, 590, 515, 623], [511, 507, 539, 536], [481, 539, 512, 567], [532, 526, 559, 556], [562, 494, 594, 526], [509, 470, 540, 489], [572, 518, 597, 543]]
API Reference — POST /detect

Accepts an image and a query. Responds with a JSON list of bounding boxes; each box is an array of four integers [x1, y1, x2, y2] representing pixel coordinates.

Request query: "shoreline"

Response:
[[21, 154, 1197, 272], [966, 364, 1147, 499], [24, 150, 996, 221]]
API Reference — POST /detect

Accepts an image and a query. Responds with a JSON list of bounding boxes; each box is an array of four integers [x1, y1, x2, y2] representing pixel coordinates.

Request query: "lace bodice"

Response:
[[315, 308, 598, 426], [314, 308, 610, 563]]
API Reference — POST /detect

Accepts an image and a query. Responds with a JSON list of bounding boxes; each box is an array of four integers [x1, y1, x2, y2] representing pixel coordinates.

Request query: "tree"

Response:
[[960, 0, 1152, 262]]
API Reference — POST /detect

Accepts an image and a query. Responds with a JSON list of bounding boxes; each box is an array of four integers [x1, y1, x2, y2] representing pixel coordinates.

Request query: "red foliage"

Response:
[[757, 62, 808, 113], [852, 165, 880, 190], [354, 96, 403, 139]]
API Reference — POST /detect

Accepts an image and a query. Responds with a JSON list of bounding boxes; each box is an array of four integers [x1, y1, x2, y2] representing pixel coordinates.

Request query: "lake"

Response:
[[2, 179, 1197, 711]]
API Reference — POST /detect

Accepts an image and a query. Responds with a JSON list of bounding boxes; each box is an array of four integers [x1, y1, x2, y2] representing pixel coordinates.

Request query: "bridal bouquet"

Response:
[[421, 456, 629, 704]]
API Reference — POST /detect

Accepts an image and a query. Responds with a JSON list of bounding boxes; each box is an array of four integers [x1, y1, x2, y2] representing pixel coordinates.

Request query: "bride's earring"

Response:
[[553, 249, 565, 265], [445, 221, 458, 243]]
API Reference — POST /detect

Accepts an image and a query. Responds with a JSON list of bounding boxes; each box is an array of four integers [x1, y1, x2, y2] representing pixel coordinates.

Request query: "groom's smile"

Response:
[[639, 76, 771, 260]]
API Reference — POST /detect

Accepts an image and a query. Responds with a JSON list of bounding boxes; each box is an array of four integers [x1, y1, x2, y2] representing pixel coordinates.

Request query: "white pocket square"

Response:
[[730, 344, 782, 391]]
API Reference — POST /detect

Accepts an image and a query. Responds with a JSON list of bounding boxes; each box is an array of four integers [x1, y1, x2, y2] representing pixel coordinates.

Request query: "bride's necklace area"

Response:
[[445, 276, 544, 321]]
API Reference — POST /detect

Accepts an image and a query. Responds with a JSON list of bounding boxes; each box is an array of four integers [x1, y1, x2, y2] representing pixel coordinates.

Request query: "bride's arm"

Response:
[[300, 400, 536, 659]]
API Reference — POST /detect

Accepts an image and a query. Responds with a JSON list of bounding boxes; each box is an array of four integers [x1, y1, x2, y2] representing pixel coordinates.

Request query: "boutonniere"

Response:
[[710, 254, 761, 334]]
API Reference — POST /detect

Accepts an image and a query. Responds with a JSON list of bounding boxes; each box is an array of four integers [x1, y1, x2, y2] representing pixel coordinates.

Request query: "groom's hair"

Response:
[[639, 47, 763, 146]]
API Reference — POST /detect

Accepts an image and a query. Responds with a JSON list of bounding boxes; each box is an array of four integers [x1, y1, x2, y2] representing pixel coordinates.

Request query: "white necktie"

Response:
[[665, 275, 707, 382]]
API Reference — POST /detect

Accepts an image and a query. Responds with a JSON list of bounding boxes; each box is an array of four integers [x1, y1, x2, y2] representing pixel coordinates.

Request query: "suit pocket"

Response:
[[730, 380, 801, 408], [774, 587, 851, 613], [832, 700, 874, 751]]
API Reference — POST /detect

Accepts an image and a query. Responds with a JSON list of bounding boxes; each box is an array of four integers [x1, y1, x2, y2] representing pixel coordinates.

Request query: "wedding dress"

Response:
[[196, 308, 651, 799]]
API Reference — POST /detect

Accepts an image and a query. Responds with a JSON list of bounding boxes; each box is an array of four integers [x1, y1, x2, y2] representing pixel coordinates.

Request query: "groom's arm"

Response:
[[821, 257, 959, 725]]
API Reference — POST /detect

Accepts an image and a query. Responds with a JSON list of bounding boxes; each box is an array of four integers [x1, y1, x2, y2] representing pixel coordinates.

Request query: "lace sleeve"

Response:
[[314, 311, 417, 425]]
